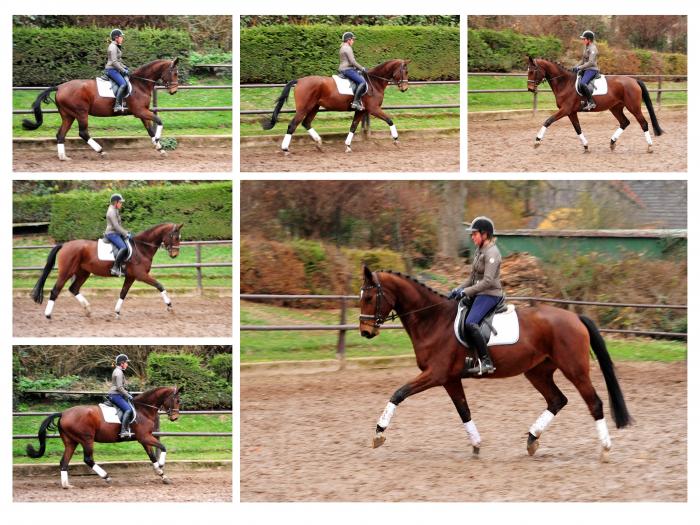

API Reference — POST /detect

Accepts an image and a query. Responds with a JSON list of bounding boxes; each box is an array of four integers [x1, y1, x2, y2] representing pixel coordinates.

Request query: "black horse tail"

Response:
[[579, 315, 633, 429], [31, 244, 63, 304], [637, 79, 663, 136], [26, 412, 62, 459], [261, 79, 298, 130], [22, 86, 58, 131]]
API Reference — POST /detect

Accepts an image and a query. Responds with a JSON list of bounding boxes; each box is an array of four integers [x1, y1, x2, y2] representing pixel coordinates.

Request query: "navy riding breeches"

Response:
[[105, 68, 127, 87], [108, 393, 131, 411], [106, 232, 126, 251], [342, 69, 366, 87], [465, 294, 501, 324]]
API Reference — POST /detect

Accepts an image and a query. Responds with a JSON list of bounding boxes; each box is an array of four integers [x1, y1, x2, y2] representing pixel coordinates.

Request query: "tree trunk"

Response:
[[437, 181, 468, 260]]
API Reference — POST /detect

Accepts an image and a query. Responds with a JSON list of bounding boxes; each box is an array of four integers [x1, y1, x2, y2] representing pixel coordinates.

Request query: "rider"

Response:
[[573, 30, 599, 111], [105, 29, 130, 112], [108, 354, 134, 438], [448, 216, 503, 375], [105, 193, 131, 277], [339, 31, 367, 111]]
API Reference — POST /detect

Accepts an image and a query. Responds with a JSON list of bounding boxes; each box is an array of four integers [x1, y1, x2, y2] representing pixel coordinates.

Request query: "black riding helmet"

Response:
[[115, 354, 130, 365], [342, 31, 356, 42], [469, 216, 495, 238], [110, 193, 124, 204], [110, 29, 124, 41], [579, 30, 595, 41]]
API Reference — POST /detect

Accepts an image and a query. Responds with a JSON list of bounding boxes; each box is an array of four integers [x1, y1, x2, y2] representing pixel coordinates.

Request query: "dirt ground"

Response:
[[13, 463, 232, 502], [241, 361, 686, 502], [13, 294, 232, 337], [468, 109, 687, 172], [12, 145, 232, 172], [240, 134, 460, 172]]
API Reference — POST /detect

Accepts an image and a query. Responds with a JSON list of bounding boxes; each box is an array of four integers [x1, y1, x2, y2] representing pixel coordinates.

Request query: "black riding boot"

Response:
[[580, 83, 596, 111], [119, 409, 133, 438], [111, 247, 128, 277], [464, 323, 496, 375], [350, 85, 365, 111], [114, 85, 127, 112]]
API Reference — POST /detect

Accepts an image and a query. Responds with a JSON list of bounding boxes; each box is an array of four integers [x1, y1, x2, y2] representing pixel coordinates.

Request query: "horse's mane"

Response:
[[368, 59, 404, 75], [134, 385, 174, 400], [377, 269, 449, 299], [135, 222, 173, 240], [534, 58, 573, 76], [132, 59, 173, 77]]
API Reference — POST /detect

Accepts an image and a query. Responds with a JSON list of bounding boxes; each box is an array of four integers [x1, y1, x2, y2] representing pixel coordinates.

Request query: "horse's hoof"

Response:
[[162, 476, 172, 485], [84, 308, 91, 318], [45, 315, 51, 320], [104, 477, 112, 484], [166, 304, 173, 313], [372, 434, 386, 448], [472, 446, 480, 456], [600, 447, 611, 463], [610, 140, 617, 151], [345, 146, 352, 153], [115, 313, 121, 320], [62, 484, 73, 489], [647, 145, 653, 154], [393, 140, 400, 148], [58, 156, 71, 162], [527, 438, 539, 456], [533, 141, 541, 149], [583, 146, 590, 154]]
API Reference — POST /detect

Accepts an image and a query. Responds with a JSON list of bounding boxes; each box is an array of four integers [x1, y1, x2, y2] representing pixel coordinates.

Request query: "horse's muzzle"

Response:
[[168, 87, 178, 95], [361, 329, 377, 339], [169, 249, 179, 258]]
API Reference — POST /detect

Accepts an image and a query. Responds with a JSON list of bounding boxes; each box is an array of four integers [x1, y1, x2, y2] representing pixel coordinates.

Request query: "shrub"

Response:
[[13, 27, 192, 86], [468, 28, 562, 71], [146, 353, 231, 409], [13, 194, 52, 223], [208, 353, 232, 383]]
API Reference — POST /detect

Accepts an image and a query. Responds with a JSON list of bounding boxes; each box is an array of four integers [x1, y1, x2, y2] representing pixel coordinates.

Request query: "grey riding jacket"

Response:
[[105, 204, 129, 237], [339, 43, 364, 72], [461, 242, 503, 297], [108, 367, 130, 397], [106, 42, 128, 73], [576, 43, 599, 70]]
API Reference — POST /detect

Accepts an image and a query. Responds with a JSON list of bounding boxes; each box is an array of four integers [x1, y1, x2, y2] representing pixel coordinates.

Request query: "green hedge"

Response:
[[45, 182, 231, 241], [468, 28, 562, 72], [240, 25, 459, 82], [13, 27, 192, 86], [209, 354, 232, 383], [13, 194, 52, 223], [146, 353, 231, 409]]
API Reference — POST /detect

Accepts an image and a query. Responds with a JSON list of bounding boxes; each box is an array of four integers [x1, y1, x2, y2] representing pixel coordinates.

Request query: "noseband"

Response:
[[368, 62, 409, 88], [134, 390, 180, 417], [359, 275, 394, 328]]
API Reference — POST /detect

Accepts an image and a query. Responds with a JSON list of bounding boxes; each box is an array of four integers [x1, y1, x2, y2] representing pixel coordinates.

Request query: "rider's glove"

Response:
[[448, 287, 464, 300]]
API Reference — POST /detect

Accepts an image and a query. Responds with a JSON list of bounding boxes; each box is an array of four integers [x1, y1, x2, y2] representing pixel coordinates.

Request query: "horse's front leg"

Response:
[[138, 273, 173, 312], [367, 107, 399, 146], [567, 113, 589, 153], [534, 108, 569, 148], [141, 437, 171, 484], [115, 276, 135, 319], [345, 111, 365, 153], [443, 378, 481, 456], [134, 109, 165, 154], [372, 369, 442, 448]]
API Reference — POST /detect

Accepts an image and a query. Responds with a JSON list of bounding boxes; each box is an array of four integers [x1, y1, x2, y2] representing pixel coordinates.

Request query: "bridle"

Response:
[[367, 61, 409, 89], [528, 60, 568, 89], [134, 389, 180, 418], [134, 227, 181, 256], [129, 62, 179, 89]]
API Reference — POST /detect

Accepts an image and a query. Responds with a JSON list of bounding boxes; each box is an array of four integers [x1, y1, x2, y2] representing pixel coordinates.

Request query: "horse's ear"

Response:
[[172, 57, 179, 66], [176, 385, 184, 394], [178, 223, 184, 231], [527, 56, 535, 64], [363, 265, 373, 283], [404, 59, 412, 65]]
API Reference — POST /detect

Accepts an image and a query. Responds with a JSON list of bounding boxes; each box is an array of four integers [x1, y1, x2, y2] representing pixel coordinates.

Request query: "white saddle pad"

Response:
[[98, 403, 121, 424], [332, 75, 354, 96], [96, 77, 132, 99], [97, 238, 133, 261], [454, 303, 520, 347], [576, 74, 608, 96]]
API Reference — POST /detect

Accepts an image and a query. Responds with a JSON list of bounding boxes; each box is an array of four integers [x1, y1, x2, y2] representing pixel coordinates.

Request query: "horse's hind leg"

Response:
[[627, 102, 654, 152], [567, 113, 589, 152], [609, 104, 630, 151], [56, 112, 75, 161], [281, 108, 309, 152], [443, 378, 481, 456], [372, 369, 442, 448], [82, 439, 112, 483], [115, 276, 135, 319], [524, 360, 569, 456], [345, 111, 365, 153], [69, 269, 91, 316], [45, 270, 74, 319], [76, 112, 104, 156], [59, 438, 77, 488], [302, 105, 322, 150]]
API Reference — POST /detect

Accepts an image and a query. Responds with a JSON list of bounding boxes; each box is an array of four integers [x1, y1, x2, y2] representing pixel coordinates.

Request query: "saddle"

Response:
[[97, 237, 134, 262], [100, 399, 136, 424], [454, 296, 520, 348], [333, 73, 368, 97], [96, 74, 133, 99], [575, 72, 608, 96]]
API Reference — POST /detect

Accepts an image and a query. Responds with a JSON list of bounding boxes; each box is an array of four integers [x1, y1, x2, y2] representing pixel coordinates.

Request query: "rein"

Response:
[[134, 390, 179, 417]]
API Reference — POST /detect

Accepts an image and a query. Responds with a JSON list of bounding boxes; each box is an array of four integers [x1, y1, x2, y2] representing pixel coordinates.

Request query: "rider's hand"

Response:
[[572, 66, 579, 74], [123, 68, 129, 76], [448, 287, 464, 300], [362, 67, 367, 73], [127, 394, 133, 400]]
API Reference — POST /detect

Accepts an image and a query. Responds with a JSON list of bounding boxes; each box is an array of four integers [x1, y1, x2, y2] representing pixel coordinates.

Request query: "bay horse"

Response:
[[30, 223, 183, 319], [26, 386, 182, 488], [527, 57, 663, 152], [21, 58, 179, 160], [261, 59, 410, 153], [359, 266, 632, 462]]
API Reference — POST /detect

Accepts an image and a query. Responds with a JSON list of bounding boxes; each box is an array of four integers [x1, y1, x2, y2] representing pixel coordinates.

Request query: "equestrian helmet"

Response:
[[116, 354, 130, 365], [110, 29, 124, 40], [579, 30, 595, 40], [342, 31, 356, 42], [110, 193, 124, 204], [469, 216, 495, 237]]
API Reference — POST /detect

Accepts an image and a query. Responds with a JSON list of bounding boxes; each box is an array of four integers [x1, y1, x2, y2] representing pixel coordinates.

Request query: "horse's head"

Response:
[[395, 59, 410, 92], [164, 386, 183, 422], [359, 265, 396, 338], [162, 58, 180, 95], [161, 223, 184, 258], [527, 56, 546, 92]]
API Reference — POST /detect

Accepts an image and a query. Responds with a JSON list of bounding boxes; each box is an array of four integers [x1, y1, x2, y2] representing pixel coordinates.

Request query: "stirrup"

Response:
[[584, 101, 596, 111], [110, 266, 122, 277], [119, 430, 133, 438], [113, 104, 123, 112], [466, 358, 496, 376], [351, 101, 364, 111]]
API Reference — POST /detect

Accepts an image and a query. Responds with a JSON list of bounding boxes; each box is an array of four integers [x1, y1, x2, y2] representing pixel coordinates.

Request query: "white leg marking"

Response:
[[45, 300, 55, 318], [57, 143, 68, 160], [529, 409, 555, 438], [611, 127, 624, 142], [61, 470, 70, 488], [307, 128, 321, 143], [578, 133, 588, 147], [155, 124, 163, 140], [377, 401, 397, 429], [596, 418, 612, 449], [160, 290, 171, 305], [281, 133, 292, 150], [537, 126, 547, 140], [158, 451, 167, 467], [92, 464, 108, 478], [74, 293, 90, 308], [464, 420, 481, 447], [115, 298, 124, 314], [644, 130, 653, 146], [152, 462, 164, 475], [389, 124, 398, 139], [345, 131, 354, 146], [86, 138, 102, 152]]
